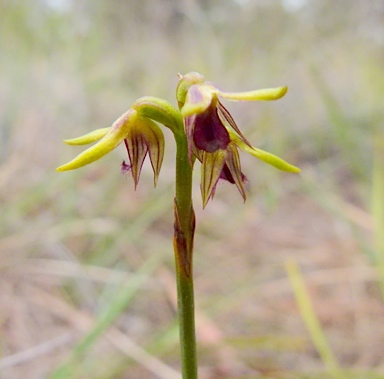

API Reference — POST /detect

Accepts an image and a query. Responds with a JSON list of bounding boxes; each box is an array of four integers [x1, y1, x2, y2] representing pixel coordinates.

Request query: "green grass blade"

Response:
[[285, 259, 345, 379], [372, 135, 384, 298]]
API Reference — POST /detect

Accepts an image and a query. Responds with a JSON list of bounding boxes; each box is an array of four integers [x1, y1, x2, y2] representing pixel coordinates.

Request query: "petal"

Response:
[[63, 127, 110, 145], [56, 110, 136, 171], [184, 115, 196, 164], [235, 136, 301, 173], [217, 101, 252, 147], [125, 124, 148, 189], [200, 150, 227, 208], [217, 86, 288, 101], [181, 84, 213, 118], [225, 144, 247, 201], [142, 118, 165, 187], [125, 116, 165, 188]]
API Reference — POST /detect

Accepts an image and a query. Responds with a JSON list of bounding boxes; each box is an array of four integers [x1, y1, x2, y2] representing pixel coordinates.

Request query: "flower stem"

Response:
[[173, 129, 197, 379], [134, 96, 198, 377], [174, 264, 197, 379]]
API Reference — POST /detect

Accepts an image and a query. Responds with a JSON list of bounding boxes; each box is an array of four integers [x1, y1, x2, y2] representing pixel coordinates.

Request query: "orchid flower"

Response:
[[176, 72, 300, 207], [56, 107, 165, 188]]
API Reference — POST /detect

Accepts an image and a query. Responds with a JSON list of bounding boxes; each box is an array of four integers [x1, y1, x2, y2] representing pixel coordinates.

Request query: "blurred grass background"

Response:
[[1, 0, 383, 378]]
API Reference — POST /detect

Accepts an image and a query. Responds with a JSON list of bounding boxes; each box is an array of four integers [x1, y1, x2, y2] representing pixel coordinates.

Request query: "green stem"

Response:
[[175, 264, 197, 379], [173, 129, 197, 379], [134, 97, 197, 377]]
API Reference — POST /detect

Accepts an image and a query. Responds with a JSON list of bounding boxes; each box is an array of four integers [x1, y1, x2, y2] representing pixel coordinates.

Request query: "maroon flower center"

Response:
[[219, 163, 247, 184], [193, 105, 230, 152]]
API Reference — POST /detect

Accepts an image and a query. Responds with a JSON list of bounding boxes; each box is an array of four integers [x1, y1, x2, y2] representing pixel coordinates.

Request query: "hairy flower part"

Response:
[[56, 109, 165, 188], [121, 160, 131, 174], [177, 72, 300, 207]]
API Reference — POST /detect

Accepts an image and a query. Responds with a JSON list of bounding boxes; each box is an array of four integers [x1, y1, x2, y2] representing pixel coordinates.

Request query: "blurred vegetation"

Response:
[[1, 0, 383, 378]]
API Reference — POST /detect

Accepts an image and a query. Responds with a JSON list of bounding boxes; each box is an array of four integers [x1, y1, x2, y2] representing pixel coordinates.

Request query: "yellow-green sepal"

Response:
[[236, 138, 300, 173], [63, 127, 110, 145], [218, 86, 287, 101], [56, 110, 136, 172]]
